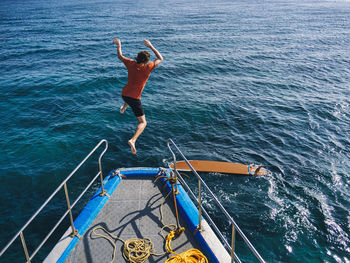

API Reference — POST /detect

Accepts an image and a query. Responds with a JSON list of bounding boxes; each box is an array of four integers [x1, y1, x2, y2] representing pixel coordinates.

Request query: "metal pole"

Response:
[[19, 232, 31, 263], [171, 182, 181, 229], [63, 182, 78, 237], [198, 179, 202, 231], [174, 171, 178, 194], [167, 140, 178, 194], [98, 170, 107, 196], [231, 224, 236, 263], [98, 140, 109, 197]]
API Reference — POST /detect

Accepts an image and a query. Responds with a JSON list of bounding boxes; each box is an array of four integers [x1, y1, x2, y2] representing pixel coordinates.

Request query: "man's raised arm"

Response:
[[144, 39, 163, 67], [113, 38, 124, 61]]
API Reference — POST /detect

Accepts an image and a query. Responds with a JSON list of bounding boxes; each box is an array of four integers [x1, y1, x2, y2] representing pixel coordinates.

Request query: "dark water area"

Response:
[[1, 0, 350, 262]]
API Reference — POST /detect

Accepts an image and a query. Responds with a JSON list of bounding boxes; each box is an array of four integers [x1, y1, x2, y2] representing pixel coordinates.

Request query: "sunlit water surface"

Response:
[[1, 0, 350, 262]]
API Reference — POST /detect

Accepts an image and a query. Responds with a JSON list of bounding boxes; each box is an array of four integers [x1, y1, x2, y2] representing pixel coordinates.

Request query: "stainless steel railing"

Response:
[[0, 139, 108, 262], [167, 138, 265, 263]]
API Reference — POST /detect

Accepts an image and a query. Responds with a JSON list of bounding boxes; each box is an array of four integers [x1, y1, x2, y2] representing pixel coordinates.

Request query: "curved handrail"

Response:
[[167, 138, 265, 263], [0, 139, 108, 260]]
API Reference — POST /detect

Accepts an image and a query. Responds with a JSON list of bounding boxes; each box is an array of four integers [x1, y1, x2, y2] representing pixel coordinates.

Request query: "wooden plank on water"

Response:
[[171, 160, 268, 175]]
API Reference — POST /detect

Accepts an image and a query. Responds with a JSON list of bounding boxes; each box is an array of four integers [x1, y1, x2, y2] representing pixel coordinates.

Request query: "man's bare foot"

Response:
[[128, 139, 136, 154], [120, 105, 127, 114]]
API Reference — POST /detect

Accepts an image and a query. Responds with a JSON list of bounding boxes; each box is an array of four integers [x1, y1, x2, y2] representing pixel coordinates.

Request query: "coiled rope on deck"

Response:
[[92, 225, 208, 263], [164, 229, 208, 263], [91, 226, 165, 263]]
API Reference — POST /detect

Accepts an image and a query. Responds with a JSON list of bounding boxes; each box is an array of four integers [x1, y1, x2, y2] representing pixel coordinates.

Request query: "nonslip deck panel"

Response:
[[64, 170, 203, 262]]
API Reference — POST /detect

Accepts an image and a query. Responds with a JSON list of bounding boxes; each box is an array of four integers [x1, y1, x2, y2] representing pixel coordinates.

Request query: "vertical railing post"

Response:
[[63, 183, 79, 238], [19, 232, 31, 263], [231, 224, 236, 263], [98, 140, 109, 197], [98, 170, 108, 197], [174, 170, 179, 194], [198, 179, 202, 231], [166, 139, 179, 194]]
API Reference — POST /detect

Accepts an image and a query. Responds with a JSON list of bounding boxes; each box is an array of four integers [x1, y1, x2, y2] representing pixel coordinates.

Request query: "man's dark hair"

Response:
[[135, 51, 150, 64]]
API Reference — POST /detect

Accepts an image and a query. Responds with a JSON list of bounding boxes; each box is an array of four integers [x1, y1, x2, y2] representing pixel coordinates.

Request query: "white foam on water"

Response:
[[267, 175, 285, 220], [314, 191, 350, 253], [327, 249, 350, 263], [330, 162, 343, 187]]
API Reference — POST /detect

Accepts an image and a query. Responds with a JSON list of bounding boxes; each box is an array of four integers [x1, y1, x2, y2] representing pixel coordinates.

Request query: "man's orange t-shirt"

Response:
[[121, 58, 156, 100]]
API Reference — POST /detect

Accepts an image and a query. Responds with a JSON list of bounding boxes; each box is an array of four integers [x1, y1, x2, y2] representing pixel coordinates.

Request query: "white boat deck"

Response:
[[65, 176, 201, 263]]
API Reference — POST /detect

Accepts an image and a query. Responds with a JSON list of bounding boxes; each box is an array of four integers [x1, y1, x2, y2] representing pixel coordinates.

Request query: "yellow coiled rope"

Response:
[[91, 226, 165, 263], [164, 229, 208, 263]]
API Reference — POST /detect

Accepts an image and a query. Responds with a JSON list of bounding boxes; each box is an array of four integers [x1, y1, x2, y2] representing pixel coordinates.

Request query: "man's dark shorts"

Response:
[[122, 96, 144, 117]]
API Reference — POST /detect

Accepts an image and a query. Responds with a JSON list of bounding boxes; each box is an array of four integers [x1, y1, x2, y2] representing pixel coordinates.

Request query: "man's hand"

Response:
[[113, 38, 121, 46], [144, 39, 153, 48]]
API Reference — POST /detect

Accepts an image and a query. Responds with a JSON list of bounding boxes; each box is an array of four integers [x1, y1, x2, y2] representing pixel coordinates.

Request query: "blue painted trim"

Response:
[[119, 167, 160, 177]]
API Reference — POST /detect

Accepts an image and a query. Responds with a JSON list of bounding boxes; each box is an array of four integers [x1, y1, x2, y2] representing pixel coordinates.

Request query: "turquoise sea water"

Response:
[[1, 0, 350, 262]]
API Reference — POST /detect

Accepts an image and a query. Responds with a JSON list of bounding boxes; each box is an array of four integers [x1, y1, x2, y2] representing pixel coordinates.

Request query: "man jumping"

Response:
[[113, 38, 163, 154]]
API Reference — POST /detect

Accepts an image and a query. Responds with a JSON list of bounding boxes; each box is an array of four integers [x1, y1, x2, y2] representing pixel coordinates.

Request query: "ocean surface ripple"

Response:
[[1, 0, 350, 262]]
